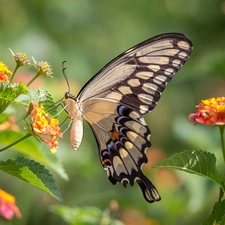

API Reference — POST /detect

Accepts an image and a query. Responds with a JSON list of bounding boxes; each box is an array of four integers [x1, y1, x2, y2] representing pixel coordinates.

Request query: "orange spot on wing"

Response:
[[102, 158, 111, 165], [111, 130, 121, 141]]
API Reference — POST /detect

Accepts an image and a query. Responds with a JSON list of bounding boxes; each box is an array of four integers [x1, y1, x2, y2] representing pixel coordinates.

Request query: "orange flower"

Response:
[[29, 101, 62, 153], [0, 62, 12, 82], [0, 189, 22, 220], [188, 97, 225, 126]]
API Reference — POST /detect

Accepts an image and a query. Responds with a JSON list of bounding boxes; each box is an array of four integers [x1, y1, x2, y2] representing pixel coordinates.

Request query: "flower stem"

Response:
[[27, 72, 40, 87], [0, 133, 32, 152], [214, 127, 225, 224], [213, 187, 224, 225], [9, 64, 20, 83], [219, 127, 225, 163]]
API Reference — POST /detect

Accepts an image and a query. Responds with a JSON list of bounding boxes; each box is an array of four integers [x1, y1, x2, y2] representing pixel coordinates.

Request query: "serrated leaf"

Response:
[[0, 130, 68, 180], [153, 150, 225, 191], [0, 157, 62, 202]]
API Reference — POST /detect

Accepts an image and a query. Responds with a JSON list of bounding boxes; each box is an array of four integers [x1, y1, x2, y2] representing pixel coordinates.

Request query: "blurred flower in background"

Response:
[[0, 189, 22, 220], [0, 115, 20, 132]]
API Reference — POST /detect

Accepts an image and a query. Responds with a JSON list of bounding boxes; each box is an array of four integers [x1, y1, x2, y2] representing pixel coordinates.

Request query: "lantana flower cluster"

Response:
[[13, 52, 31, 66], [29, 102, 62, 153], [35, 61, 52, 76], [188, 97, 225, 126]]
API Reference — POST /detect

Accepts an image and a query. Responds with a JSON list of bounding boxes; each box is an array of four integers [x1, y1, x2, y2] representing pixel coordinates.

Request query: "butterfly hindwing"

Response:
[[82, 99, 160, 202]]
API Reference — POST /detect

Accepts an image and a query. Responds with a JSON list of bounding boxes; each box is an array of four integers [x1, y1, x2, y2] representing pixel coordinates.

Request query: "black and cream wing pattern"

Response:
[[64, 33, 193, 203]]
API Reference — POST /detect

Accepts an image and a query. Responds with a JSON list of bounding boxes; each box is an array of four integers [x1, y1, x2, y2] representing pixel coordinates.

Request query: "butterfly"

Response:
[[64, 33, 193, 203]]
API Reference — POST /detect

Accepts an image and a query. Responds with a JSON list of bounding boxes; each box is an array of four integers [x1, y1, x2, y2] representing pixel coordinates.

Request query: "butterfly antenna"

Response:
[[62, 61, 70, 93]]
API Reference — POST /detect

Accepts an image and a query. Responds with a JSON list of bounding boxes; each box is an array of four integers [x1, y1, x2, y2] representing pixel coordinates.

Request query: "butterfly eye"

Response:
[[64, 92, 70, 99]]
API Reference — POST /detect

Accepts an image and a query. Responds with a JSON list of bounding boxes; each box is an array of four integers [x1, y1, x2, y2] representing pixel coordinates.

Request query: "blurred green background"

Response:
[[1, 0, 225, 224]]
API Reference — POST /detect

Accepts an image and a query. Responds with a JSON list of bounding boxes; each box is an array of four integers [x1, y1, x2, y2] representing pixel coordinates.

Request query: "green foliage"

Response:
[[202, 200, 225, 225], [0, 51, 66, 208], [0, 157, 62, 202], [0, 82, 28, 113], [153, 150, 225, 191], [50, 204, 124, 225], [27, 88, 59, 116], [154, 148, 225, 224], [1, 0, 225, 224]]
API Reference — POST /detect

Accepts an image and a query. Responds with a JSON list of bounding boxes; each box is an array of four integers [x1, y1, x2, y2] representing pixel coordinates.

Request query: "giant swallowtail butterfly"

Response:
[[64, 33, 193, 203]]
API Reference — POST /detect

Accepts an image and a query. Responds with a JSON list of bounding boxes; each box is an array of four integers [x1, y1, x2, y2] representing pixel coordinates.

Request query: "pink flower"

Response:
[[0, 189, 22, 220], [35, 61, 52, 76]]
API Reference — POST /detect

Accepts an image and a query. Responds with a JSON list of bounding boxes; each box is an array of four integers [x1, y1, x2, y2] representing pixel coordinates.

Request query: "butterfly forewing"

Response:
[[77, 33, 192, 115], [66, 33, 193, 203]]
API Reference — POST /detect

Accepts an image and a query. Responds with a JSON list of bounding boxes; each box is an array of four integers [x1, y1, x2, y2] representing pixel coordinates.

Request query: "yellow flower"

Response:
[[0, 189, 22, 220], [188, 97, 225, 126], [0, 62, 12, 82], [29, 101, 62, 153]]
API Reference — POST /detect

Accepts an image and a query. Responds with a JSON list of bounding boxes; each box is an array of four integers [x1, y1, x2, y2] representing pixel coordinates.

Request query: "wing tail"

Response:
[[136, 174, 161, 203]]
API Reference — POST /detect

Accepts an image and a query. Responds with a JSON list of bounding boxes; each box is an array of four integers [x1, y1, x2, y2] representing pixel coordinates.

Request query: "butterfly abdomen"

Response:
[[70, 115, 83, 150], [64, 94, 84, 150]]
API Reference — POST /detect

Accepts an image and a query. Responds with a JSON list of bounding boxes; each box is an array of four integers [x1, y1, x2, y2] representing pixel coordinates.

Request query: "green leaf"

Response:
[[50, 205, 102, 225], [202, 200, 225, 225], [0, 130, 68, 180], [0, 113, 9, 123], [0, 82, 28, 113], [153, 150, 225, 191], [0, 157, 63, 202], [14, 93, 29, 104], [50, 204, 124, 225]]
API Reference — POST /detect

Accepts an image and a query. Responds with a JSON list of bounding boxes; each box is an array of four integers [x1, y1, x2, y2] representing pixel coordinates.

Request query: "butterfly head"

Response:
[[64, 92, 77, 101], [64, 92, 70, 100]]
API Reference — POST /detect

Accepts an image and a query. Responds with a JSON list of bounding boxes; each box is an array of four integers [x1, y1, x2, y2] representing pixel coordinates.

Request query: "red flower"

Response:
[[0, 189, 22, 220], [29, 101, 62, 153], [188, 97, 225, 126]]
